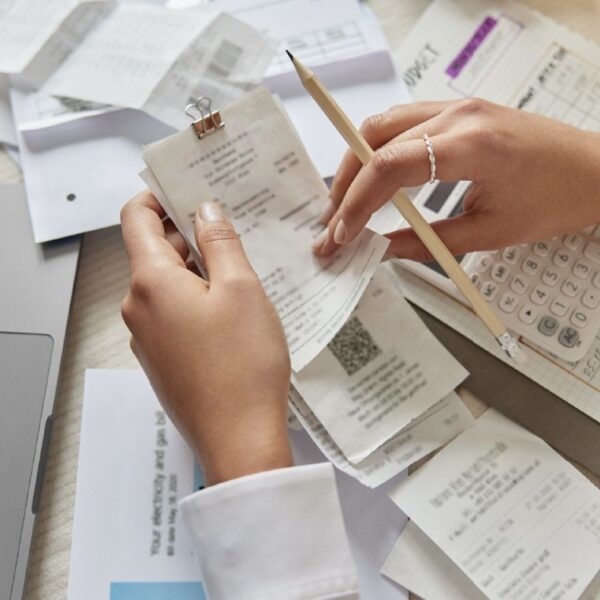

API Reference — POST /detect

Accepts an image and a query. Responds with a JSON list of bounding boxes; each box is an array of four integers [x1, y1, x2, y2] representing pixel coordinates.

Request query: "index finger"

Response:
[[328, 101, 455, 214], [120, 191, 187, 273]]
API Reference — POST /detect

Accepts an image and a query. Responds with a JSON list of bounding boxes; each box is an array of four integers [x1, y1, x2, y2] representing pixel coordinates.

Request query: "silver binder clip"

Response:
[[185, 96, 224, 139]]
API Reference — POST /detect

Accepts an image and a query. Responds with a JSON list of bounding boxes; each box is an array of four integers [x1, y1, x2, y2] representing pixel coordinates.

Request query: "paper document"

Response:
[[41, 5, 274, 129], [11, 89, 174, 242], [68, 370, 206, 600], [143, 87, 389, 371], [389, 409, 600, 600], [71, 369, 409, 599], [383, 521, 600, 600], [397, 0, 600, 131], [169, 0, 413, 176], [0, 76, 17, 146], [0, 0, 111, 80], [393, 0, 600, 423], [382, 520, 484, 600], [290, 388, 474, 488], [292, 267, 468, 463]]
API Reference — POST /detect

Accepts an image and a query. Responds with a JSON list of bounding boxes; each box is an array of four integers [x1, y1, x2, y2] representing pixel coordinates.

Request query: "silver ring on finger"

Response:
[[423, 133, 437, 184]]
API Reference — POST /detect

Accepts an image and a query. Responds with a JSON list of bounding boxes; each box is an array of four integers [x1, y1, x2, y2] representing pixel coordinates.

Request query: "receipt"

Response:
[[389, 409, 600, 600], [0, 0, 111, 79], [290, 388, 474, 488], [292, 267, 468, 463], [143, 87, 389, 371], [383, 521, 600, 600], [42, 5, 274, 129], [382, 520, 484, 600]]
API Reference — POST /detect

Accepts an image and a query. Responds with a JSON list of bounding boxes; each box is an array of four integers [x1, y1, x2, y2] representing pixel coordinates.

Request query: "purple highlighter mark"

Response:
[[445, 16, 498, 79]]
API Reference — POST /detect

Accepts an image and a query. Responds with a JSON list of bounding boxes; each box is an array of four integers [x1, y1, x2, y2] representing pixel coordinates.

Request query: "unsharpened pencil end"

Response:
[[285, 49, 294, 62]]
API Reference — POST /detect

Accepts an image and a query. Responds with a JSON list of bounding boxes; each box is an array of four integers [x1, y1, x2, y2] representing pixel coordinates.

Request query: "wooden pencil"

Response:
[[287, 50, 524, 362]]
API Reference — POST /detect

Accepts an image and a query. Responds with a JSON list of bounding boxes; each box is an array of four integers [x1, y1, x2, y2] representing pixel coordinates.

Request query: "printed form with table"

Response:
[[2, 0, 600, 599]]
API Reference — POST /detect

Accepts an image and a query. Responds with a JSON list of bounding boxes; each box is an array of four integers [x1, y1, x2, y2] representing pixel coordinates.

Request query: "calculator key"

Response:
[[470, 274, 482, 289], [491, 263, 510, 283], [582, 289, 600, 309], [593, 271, 600, 289], [541, 267, 560, 287], [583, 241, 600, 264], [498, 292, 518, 313], [558, 327, 580, 348], [510, 274, 530, 295], [475, 254, 493, 273], [572, 261, 592, 279], [570, 309, 590, 329], [583, 225, 596, 235], [563, 234, 583, 250], [530, 285, 550, 306], [518, 304, 538, 324], [502, 246, 520, 264], [550, 297, 570, 317], [552, 249, 573, 269], [522, 257, 541, 276], [532, 241, 551, 257], [561, 278, 581, 298], [481, 281, 499, 302], [537, 315, 559, 336]]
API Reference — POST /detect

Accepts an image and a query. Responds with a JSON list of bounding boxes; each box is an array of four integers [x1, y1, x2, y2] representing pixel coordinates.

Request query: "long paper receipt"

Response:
[[143, 87, 389, 371], [389, 409, 600, 600]]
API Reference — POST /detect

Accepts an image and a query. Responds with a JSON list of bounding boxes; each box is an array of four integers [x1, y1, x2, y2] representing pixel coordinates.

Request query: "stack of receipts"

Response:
[[382, 409, 600, 599], [142, 85, 472, 486]]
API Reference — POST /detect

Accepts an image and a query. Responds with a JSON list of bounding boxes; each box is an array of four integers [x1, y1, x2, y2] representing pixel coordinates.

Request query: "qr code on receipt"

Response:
[[328, 316, 382, 376]]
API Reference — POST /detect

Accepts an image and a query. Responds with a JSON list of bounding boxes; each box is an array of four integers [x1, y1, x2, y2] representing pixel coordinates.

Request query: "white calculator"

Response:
[[401, 180, 600, 362]]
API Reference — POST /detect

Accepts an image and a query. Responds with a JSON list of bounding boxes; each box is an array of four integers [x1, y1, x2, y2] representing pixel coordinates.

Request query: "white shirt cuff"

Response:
[[179, 463, 359, 600]]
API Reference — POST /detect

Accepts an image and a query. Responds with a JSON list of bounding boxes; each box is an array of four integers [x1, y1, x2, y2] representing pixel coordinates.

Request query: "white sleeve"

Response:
[[179, 462, 360, 600]]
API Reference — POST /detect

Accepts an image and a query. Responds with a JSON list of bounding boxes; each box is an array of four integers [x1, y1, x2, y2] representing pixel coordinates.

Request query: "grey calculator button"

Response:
[[533, 241, 551, 257], [510, 274, 530, 295], [502, 246, 520, 264], [537, 315, 559, 336], [491, 263, 510, 283], [558, 327, 580, 348], [572, 261, 592, 279], [541, 267, 560, 287], [475, 254, 493, 272], [553, 249, 573, 269], [563, 234, 583, 251]]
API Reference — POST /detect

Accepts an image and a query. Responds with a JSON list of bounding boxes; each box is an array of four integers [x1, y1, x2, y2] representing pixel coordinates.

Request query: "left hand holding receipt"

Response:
[[120, 192, 293, 485]]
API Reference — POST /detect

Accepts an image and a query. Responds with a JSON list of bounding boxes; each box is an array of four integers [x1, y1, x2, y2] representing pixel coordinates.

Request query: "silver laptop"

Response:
[[0, 183, 80, 600]]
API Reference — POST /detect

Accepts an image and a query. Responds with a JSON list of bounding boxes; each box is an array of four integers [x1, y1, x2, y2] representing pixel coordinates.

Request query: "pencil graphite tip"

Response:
[[285, 49, 294, 62]]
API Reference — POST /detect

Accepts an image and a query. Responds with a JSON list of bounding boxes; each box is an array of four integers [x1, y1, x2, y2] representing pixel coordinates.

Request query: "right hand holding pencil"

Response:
[[313, 98, 600, 260]]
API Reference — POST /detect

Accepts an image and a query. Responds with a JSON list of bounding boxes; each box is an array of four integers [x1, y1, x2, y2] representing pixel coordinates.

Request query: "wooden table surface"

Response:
[[2, 1, 597, 598]]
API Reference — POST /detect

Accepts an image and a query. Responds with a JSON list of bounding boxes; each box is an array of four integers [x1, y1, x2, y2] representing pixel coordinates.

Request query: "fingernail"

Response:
[[333, 220, 348, 245], [319, 198, 335, 224], [198, 201, 225, 222], [311, 228, 330, 254]]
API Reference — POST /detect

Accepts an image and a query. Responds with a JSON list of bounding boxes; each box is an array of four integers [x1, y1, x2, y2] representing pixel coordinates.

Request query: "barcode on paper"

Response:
[[207, 40, 243, 78], [328, 316, 382, 376]]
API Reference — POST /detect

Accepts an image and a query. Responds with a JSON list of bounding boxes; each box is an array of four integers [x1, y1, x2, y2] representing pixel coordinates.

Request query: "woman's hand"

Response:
[[313, 98, 600, 260], [120, 192, 293, 485]]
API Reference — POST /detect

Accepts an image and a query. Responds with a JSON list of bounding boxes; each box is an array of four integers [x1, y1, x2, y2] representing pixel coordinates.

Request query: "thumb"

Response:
[[194, 202, 254, 283], [385, 213, 490, 261]]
